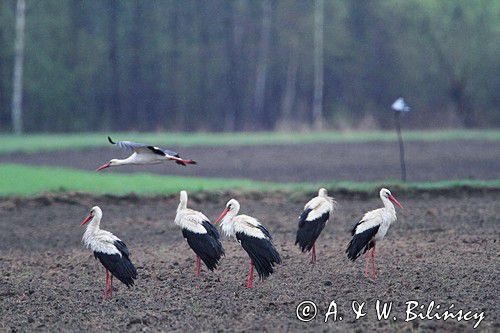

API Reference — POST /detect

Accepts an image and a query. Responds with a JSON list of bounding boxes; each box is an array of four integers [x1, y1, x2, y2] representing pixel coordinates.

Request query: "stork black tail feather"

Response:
[[94, 252, 138, 288], [237, 233, 282, 280], [295, 210, 328, 252], [108, 136, 116, 145], [346, 225, 379, 261], [199, 243, 225, 271], [198, 236, 225, 271], [183, 228, 225, 271]]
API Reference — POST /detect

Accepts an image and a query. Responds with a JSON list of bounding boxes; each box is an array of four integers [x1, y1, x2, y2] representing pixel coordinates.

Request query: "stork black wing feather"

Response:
[[202, 220, 221, 240], [298, 208, 312, 228], [182, 228, 224, 271], [94, 250, 138, 287], [147, 146, 166, 156], [346, 225, 380, 261], [114, 240, 131, 258], [256, 224, 273, 240], [295, 211, 329, 252], [236, 232, 281, 280], [350, 220, 362, 236]]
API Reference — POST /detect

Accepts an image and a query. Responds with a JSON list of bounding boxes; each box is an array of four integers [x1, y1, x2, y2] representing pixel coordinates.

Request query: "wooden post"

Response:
[[394, 111, 406, 182]]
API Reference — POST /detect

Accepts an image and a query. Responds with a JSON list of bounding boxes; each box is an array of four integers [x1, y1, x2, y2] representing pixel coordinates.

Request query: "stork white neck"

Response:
[[318, 188, 328, 198], [84, 208, 102, 233], [178, 190, 188, 211], [219, 199, 240, 237], [380, 192, 395, 211], [82, 207, 103, 249], [109, 155, 135, 166]]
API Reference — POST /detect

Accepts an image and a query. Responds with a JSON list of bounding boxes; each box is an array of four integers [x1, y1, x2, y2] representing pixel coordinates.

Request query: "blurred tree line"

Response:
[[0, 0, 499, 132]]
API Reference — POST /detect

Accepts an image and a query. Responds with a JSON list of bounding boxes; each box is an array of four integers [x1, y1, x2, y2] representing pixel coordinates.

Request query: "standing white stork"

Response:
[[346, 188, 403, 278], [174, 190, 224, 277], [215, 199, 281, 288], [96, 136, 196, 171], [295, 188, 336, 264], [81, 206, 138, 301]]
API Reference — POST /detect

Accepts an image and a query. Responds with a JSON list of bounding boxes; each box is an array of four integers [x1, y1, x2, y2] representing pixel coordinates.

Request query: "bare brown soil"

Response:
[[0, 190, 498, 332], [1, 140, 499, 181]]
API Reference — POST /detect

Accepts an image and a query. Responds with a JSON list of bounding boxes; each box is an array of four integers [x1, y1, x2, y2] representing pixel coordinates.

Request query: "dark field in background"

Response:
[[0, 190, 498, 332], [2, 140, 499, 182]]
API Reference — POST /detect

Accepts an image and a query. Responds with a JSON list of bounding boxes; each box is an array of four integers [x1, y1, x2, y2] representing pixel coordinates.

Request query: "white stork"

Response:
[[215, 199, 281, 288], [96, 136, 196, 171], [81, 206, 138, 301], [295, 188, 336, 264], [174, 190, 224, 277], [346, 188, 403, 278]]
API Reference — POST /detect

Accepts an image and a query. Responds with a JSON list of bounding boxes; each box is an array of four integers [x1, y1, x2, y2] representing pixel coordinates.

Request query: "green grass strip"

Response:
[[0, 164, 498, 197], [0, 130, 499, 154]]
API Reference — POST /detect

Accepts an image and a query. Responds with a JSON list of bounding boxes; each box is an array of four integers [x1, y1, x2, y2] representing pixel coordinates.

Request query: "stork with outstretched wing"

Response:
[[96, 136, 197, 171]]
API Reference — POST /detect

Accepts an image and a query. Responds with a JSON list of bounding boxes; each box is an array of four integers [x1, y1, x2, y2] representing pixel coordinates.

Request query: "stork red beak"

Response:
[[388, 195, 403, 209], [96, 162, 111, 171], [80, 214, 93, 226], [215, 208, 230, 224]]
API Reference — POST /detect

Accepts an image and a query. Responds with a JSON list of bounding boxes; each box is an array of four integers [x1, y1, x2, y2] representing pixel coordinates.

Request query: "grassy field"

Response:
[[1, 130, 499, 154], [0, 164, 498, 196]]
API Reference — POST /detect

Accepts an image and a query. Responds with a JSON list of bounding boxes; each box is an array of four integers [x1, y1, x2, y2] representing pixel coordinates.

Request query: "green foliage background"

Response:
[[0, 0, 499, 132]]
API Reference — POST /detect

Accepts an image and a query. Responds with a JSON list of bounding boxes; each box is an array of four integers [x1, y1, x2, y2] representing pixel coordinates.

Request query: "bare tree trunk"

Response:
[[0, 0, 5, 126], [224, 0, 245, 132], [11, 0, 26, 134], [107, 0, 121, 130], [171, 1, 184, 131], [67, 0, 85, 131], [450, 79, 475, 128], [128, 0, 144, 130], [422, 18, 475, 128], [279, 38, 298, 129], [197, 2, 210, 131], [253, 0, 271, 130], [312, 0, 324, 130]]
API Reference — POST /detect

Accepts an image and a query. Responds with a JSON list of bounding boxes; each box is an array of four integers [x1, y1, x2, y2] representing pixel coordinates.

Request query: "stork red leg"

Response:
[[247, 259, 254, 288], [110, 274, 113, 298], [310, 243, 317, 264], [196, 255, 201, 277], [365, 250, 370, 277], [103, 270, 109, 302], [371, 243, 377, 278]]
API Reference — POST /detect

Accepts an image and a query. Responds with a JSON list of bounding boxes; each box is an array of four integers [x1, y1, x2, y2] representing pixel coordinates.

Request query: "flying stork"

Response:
[[81, 206, 138, 301], [295, 188, 336, 264], [96, 136, 196, 171], [174, 190, 225, 277], [215, 199, 281, 288], [346, 188, 403, 278]]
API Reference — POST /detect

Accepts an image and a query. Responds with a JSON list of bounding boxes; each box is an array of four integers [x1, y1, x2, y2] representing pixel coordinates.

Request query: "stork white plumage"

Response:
[[346, 188, 403, 278], [215, 199, 281, 288], [174, 191, 224, 277], [96, 136, 196, 171], [295, 188, 336, 264], [81, 206, 138, 301]]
